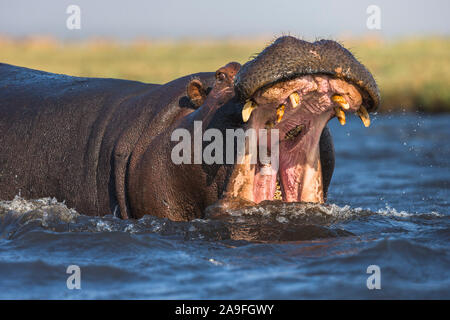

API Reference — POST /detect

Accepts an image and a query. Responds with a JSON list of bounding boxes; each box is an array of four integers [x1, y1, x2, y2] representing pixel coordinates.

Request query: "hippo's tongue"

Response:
[[239, 74, 370, 204]]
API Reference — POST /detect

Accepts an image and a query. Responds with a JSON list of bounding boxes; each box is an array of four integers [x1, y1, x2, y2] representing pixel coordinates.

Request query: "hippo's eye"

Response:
[[216, 72, 226, 82]]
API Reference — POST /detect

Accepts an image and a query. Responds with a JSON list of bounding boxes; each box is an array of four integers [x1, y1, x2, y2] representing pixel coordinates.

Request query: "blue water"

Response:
[[0, 113, 449, 299]]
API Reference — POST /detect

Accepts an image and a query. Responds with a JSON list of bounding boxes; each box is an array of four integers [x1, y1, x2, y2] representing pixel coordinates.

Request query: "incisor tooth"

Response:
[[334, 106, 346, 125], [357, 105, 370, 127], [273, 180, 282, 200], [276, 104, 285, 123], [242, 100, 256, 122], [289, 92, 300, 108], [332, 95, 350, 110]]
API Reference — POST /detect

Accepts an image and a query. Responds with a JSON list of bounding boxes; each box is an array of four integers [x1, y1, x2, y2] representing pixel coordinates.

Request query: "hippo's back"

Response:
[[0, 63, 159, 215]]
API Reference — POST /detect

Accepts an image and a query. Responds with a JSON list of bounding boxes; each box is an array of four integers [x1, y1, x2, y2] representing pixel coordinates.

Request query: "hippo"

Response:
[[0, 36, 379, 221]]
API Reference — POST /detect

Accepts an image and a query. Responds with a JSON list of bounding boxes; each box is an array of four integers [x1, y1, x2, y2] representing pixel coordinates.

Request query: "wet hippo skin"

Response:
[[0, 36, 379, 221]]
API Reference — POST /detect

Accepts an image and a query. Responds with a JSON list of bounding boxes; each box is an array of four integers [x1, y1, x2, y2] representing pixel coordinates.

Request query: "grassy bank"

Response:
[[1, 36, 449, 112]]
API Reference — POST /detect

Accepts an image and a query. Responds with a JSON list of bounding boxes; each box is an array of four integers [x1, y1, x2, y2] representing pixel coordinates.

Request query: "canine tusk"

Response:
[[334, 106, 346, 125], [242, 100, 256, 122], [357, 105, 371, 127], [332, 94, 350, 110], [289, 92, 300, 108], [276, 104, 285, 123]]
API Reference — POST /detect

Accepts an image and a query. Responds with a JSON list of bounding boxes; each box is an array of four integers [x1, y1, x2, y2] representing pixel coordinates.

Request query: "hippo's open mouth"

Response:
[[224, 36, 380, 205], [246, 74, 369, 203]]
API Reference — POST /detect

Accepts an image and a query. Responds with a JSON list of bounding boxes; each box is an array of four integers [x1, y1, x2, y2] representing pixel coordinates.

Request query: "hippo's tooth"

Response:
[[357, 105, 370, 127], [276, 104, 285, 123], [289, 92, 300, 108], [334, 106, 346, 125], [265, 120, 275, 129], [331, 94, 350, 110], [273, 180, 282, 200], [242, 100, 256, 122]]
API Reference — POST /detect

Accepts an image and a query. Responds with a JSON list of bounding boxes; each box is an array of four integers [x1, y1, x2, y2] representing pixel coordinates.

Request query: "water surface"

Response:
[[0, 113, 449, 299]]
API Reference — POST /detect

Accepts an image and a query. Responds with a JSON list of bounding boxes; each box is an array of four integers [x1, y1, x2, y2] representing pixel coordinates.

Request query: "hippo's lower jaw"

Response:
[[225, 74, 370, 204]]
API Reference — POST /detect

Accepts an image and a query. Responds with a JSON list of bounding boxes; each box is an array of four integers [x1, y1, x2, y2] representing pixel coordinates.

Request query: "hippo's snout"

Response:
[[234, 36, 380, 112], [223, 36, 380, 205]]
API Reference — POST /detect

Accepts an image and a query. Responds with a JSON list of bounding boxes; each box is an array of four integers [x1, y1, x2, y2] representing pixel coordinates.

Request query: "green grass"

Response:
[[1, 36, 449, 112]]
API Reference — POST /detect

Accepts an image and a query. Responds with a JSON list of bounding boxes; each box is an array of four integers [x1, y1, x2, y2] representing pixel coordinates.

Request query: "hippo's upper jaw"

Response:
[[224, 36, 380, 205]]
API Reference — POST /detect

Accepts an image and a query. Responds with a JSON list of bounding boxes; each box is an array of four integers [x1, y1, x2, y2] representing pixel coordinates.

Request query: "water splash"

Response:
[[0, 196, 446, 243]]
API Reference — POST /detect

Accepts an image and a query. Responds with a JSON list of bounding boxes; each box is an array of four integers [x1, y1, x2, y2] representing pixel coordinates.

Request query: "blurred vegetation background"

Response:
[[1, 36, 449, 112]]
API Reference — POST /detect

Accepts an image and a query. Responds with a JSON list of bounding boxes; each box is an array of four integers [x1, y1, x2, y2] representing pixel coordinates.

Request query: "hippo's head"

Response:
[[129, 36, 380, 221], [194, 36, 380, 208]]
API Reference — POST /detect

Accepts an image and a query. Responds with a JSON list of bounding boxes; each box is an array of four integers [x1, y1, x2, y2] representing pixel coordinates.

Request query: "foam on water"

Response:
[[0, 196, 446, 243]]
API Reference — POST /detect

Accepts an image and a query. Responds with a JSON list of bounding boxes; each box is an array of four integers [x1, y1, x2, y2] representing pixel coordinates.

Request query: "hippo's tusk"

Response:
[[276, 104, 285, 123], [273, 180, 282, 200], [357, 105, 371, 127], [331, 94, 350, 110], [334, 106, 346, 125], [242, 100, 256, 122], [289, 92, 300, 108]]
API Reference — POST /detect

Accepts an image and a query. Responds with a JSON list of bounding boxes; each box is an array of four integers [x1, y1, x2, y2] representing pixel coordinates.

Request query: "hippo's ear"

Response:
[[187, 79, 207, 108]]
